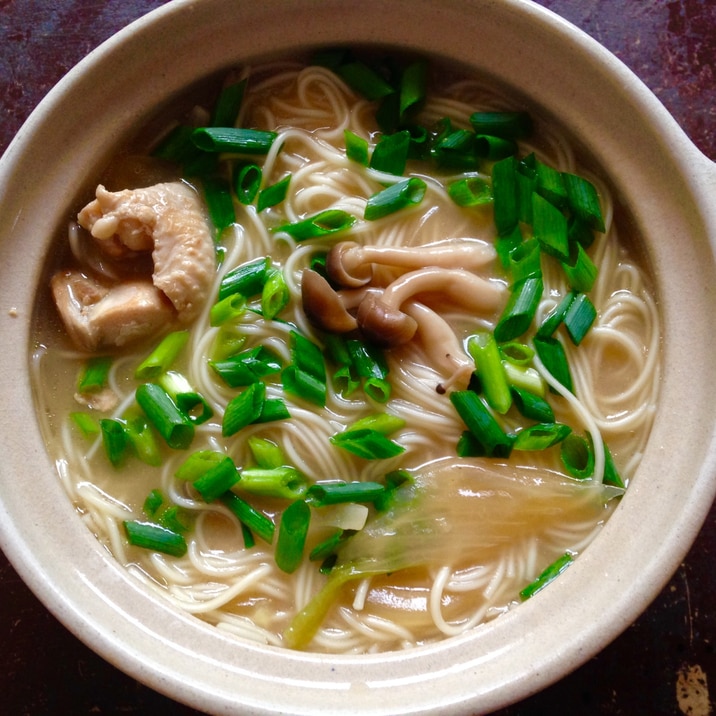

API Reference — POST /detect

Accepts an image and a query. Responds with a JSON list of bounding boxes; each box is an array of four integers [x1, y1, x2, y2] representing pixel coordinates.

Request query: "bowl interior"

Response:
[[1, 1, 716, 713]]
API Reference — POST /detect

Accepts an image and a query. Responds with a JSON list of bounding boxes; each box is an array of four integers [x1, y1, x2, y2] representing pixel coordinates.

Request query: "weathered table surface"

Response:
[[1, 1, 714, 713]]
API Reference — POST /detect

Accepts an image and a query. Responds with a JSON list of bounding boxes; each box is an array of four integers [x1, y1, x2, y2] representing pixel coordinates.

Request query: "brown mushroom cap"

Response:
[[355, 292, 418, 347], [300, 269, 358, 333], [325, 241, 373, 288]]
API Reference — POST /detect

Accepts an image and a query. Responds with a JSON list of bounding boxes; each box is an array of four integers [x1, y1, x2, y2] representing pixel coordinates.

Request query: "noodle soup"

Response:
[[30, 52, 659, 654]]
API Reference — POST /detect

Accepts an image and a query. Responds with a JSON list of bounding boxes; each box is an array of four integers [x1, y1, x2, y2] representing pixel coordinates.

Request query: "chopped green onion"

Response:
[[143, 489, 165, 518], [533, 335, 573, 393], [469, 111, 532, 139], [282, 331, 326, 406], [210, 77, 247, 127], [335, 61, 395, 101], [364, 177, 427, 221], [194, 455, 240, 502], [233, 163, 262, 205], [136, 383, 195, 449], [218, 256, 271, 300], [123, 520, 187, 558], [305, 481, 386, 507], [257, 174, 291, 211], [449, 390, 513, 458], [537, 292, 575, 339], [256, 397, 291, 423], [568, 216, 596, 249], [346, 412, 405, 436], [344, 130, 370, 166], [532, 191, 569, 261], [513, 422, 572, 451], [603, 441, 625, 489], [273, 209, 356, 241], [158, 505, 191, 535], [503, 362, 546, 396], [475, 135, 518, 161], [248, 436, 284, 469], [494, 276, 544, 343], [282, 366, 326, 407], [562, 242, 598, 293], [238, 466, 307, 499], [309, 529, 346, 563], [510, 385, 554, 422], [219, 492, 275, 544], [562, 172, 605, 232], [261, 268, 289, 319], [330, 428, 405, 460], [210, 346, 283, 387], [210, 323, 247, 361], [534, 159, 567, 208], [499, 341, 534, 365], [209, 293, 246, 327], [70, 411, 100, 439], [491, 155, 519, 236], [100, 418, 129, 466], [346, 339, 391, 402], [467, 332, 512, 414], [77, 355, 112, 393], [431, 129, 478, 169], [123, 407, 162, 466], [448, 176, 492, 207], [158, 371, 213, 425], [222, 381, 266, 437], [495, 225, 523, 269], [201, 175, 235, 232], [399, 59, 427, 119], [515, 168, 536, 225], [135, 330, 189, 380], [564, 292, 597, 345], [369, 130, 411, 176], [275, 500, 311, 573], [560, 433, 595, 479], [508, 237, 542, 283], [520, 552, 573, 600], [192, 126, 277, 155], [175, 450, 226, 481]]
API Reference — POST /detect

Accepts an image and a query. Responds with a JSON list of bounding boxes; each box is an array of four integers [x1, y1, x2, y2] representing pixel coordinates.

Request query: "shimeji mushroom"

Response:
[[326, 238, 497, 288], [356, 267, 505, 347]]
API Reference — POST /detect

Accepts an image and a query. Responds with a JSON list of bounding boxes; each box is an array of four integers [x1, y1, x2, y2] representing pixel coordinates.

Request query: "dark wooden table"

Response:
[[1, 1, 714, 713]]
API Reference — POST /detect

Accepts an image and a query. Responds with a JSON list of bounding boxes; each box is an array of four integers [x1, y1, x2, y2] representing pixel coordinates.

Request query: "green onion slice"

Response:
[[305, 481, 386, 507], [560, 433, 595, 480], [219, 493, 275, 545], [520, 552, 573, 600], [194, 455, 240, 503], [513, 422, 572, 451], [257, 174, 291, 211], [562, 172, 605, 232], [201, 175, 235, 232], [510, 386, 555, 423], [330, 428, 405, 460], [275, 500, 311, 574], [100, 418, 129, 466], [233, 163, 262, 205], [192, 126, 277, 155], [469, 111, 532, 139], [494, 276, 544, 343], [564, 292, 597, 345], [135, 330, 189, 380], [448, 176, 492, 207], [124, 520, 188, 558], [532, 191, 569, 261], [491, 155, 519, 236], [364, 177, 427, 221], [533, 335, 573, 393], [449, 390, 513, 458], [273, 209, 356, 241], [369, 130, 411, 176], [136, 383, 195, 450], [467, 332, 512, 414], [77, 355, 112, 393], [261, 268, 289, 319], [238, 466, 307, 500], [344, 130, 370, 166], [219, 256, 271, 300], [222, 382, 265, 437]]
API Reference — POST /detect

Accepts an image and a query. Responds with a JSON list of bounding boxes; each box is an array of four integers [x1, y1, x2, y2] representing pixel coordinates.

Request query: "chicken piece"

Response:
[[51, 270, 174, 351], [77, 181, 215, 322], [52, 181, 216, 351]]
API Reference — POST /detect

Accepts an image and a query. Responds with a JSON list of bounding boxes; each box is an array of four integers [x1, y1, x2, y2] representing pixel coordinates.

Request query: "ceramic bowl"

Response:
[[1, 1, 715, 713]]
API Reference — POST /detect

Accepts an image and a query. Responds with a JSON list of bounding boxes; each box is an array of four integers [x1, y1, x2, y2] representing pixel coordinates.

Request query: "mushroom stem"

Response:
[[402, 301, 474, 389], [326, 239, 497, 288], [381, 267, 505, 313]]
